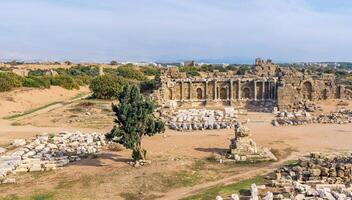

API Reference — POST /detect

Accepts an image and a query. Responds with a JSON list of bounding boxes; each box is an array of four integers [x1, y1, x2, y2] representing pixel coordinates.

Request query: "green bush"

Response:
[[140, 79, 157, 93], [236, 66, 250, 75], [0, 72, 22, 92], [22, 76, 51, 88], [28, 69, 47, 76], [89, 75, 127, 99], [50, 75, 79, 90], [110, 65, 146, 81], [141, 66, 160, 76], [74, 75, 94, 86]]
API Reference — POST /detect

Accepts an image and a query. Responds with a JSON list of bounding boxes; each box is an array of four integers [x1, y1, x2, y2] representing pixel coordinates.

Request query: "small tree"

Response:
[[106, 85, 165, 161], [89, 75, 126, 99], [110, 60, 118, 65]]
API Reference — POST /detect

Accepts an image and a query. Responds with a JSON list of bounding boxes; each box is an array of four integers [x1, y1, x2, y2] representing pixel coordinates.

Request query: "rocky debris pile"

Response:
[[167, 108, 240, 131], [128, 159, 152, 167], [272, 109, 352, 126], [265, 152, 352, 199], [0, 148, 6, 154], [0, 131, 106, 184], [314, 109, 352, 124], [215, 153, 352, 200], [226, 123, 277, 163], [272, 110, 312, 126]]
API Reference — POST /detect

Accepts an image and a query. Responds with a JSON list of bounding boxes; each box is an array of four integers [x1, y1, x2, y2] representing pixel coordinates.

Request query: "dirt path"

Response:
[[11, 93, 91, 121], [157, 153, 299, 200]]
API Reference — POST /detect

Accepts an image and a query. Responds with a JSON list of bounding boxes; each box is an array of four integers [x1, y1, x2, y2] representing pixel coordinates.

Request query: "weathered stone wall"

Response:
[[153, 59, 352, 111]]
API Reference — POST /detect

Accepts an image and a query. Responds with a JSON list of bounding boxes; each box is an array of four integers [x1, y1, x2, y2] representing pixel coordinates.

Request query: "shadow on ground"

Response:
[[69, 152, 133, 167], [194, 147, 228, 155]]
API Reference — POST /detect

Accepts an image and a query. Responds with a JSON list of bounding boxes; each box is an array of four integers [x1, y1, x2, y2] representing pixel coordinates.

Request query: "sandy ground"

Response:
[[0, 86, 90, 118], [0, 97, 352, 199]]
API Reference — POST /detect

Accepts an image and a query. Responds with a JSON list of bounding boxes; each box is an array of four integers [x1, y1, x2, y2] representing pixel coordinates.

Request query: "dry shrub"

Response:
[[107, 143, 124, 152], [337, 101, 349, 106]]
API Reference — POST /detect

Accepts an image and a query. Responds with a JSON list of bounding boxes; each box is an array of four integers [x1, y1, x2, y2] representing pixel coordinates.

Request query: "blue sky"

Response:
[[0, 0, 351, 63]]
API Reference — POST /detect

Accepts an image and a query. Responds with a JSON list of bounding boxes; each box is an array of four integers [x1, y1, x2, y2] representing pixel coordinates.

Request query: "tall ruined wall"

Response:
[[277, 73, 339, 110], [153, 59, 352, 111]]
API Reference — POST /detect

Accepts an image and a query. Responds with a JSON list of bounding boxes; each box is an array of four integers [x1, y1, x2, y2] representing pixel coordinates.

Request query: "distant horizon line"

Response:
[[1, 57, 351, 65]]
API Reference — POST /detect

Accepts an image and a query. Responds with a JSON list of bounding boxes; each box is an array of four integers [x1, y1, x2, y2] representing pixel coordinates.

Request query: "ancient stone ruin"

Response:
[[216, 152, 352, 200], [272, 109, 352, 126], [165, 108, 241, 131], [0, 131, 106, 184], [226, 123, 277, 163], [152, 58, 352, 111]]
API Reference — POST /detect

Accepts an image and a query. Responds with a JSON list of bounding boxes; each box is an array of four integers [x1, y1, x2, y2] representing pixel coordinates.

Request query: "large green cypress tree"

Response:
[[106, 85, 165, 161]]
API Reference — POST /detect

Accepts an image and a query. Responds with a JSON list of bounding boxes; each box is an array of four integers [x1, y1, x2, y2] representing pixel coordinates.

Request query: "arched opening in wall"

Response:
[[220, 88, 227, 100], [196, 88, 203, 100], [243, 88, 251, 99], [168, 88, 173, 100], [303, 81, 313, 101], [322, 89, 329, 100]]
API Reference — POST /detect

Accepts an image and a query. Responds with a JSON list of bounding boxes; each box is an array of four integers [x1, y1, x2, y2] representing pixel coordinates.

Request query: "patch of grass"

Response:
[[120, 192, 139, 200], [206, 153, 218, 162], [30, 192, 55, 200], [70, 92, 89, 100], [165, 170, 200, 189], [181, 176, 265, 200], [0, 194, 20, 200], [120, 192, 162, 200], [149, 170, 202, 192], [29, 171, 49, 179], [283, 160, 299, 167], [3, 101, 63, 120], [0, 192, 55, 200]]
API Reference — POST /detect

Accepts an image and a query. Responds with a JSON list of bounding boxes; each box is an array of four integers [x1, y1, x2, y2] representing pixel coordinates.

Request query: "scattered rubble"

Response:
[[225, 123, 277, 163], [0, 131, 106, 184], [0, 147, 6, 154], [216, 152, 352, 200], [166, 108, 240, 131], [272, 109, 352, 126]]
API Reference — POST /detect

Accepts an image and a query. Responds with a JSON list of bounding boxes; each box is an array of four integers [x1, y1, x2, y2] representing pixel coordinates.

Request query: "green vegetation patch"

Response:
[[181, 176, 264, 200]]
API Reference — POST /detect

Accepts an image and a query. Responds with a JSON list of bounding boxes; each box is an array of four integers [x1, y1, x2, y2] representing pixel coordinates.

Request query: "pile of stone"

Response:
[[272, 110, 312, 126], [215, 152, 352, 200], [265, 152, 352, 199], [314, 109, 352, 124], [167, 108, 239, 131], [0, 131, 106, 184], [226, 123, 277, 163], [272, 109, 352, 126]]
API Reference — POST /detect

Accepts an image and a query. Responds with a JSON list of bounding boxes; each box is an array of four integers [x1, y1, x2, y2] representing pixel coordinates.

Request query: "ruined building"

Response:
[[152, 58, 352, 111]]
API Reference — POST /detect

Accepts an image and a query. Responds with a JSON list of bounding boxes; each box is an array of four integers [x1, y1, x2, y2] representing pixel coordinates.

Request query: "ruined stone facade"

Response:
[[153, 58, 352, 111]]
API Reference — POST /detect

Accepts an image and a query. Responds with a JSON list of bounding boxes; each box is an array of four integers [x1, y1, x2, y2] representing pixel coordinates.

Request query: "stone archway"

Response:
[[220, 88, 228, 100], [322, 89, 329, 100], [302, 81, 313, 101], [196, 88, 203, 99], [168, 88, 173, 100], [243, 87, 251, 99]]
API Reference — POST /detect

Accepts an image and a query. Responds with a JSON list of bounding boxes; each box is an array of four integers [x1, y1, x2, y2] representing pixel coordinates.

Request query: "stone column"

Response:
[[189, 80, 192, 100], [254, 81, 257, 100], [181, 80, 184, 101], [205, 80, 208, 102], [214, 80, 217, 100], [269, 82, 272, 99], [273, 80, 277, 100], [237, 79, 241, 100], [262, 81, 265, 100], [230, 79, 234, 100]]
